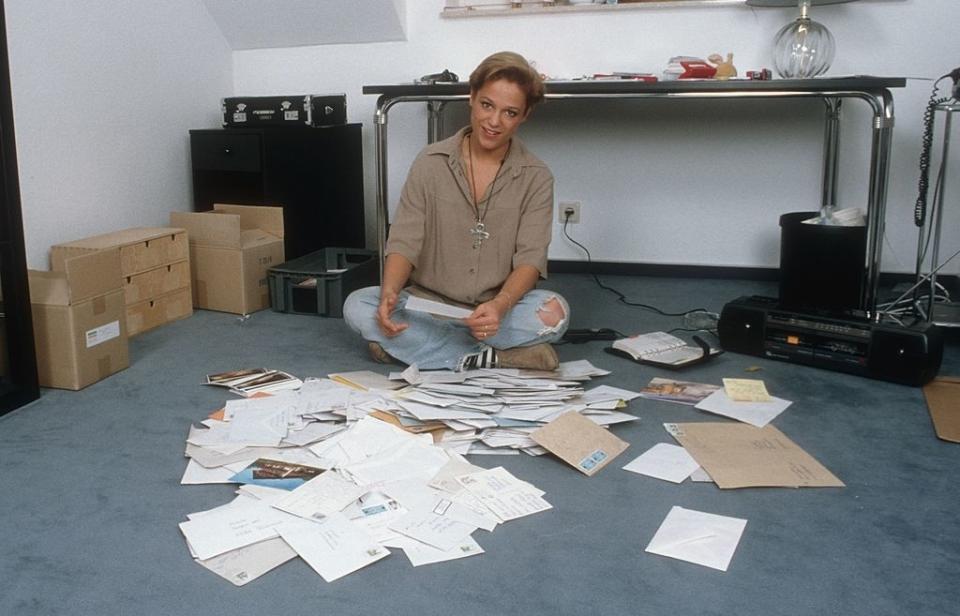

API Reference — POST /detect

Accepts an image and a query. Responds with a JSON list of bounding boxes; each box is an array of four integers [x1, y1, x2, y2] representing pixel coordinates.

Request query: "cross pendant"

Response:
[[470, 221, 490, 248]]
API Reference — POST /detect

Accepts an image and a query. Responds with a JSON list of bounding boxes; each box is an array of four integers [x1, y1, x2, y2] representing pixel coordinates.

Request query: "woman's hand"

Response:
[[464, 295, 510, 341], [376, 289, 408, 337]]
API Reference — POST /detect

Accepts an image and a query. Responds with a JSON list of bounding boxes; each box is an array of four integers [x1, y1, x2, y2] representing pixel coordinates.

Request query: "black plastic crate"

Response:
[[268, 248, 377, 317]]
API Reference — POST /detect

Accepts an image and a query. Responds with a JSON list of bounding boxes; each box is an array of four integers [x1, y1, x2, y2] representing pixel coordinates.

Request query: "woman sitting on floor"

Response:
[[343, 51, 569, 371]]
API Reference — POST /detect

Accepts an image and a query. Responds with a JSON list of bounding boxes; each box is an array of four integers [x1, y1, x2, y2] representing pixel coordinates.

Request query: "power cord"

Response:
[[559, 209, 719, 333], [915, 69, 960, 229]]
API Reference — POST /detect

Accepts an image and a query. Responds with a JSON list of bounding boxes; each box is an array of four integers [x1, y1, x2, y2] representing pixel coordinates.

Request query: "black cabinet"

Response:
[[189, 124, 365, 260], [0, 0, 39, 415]]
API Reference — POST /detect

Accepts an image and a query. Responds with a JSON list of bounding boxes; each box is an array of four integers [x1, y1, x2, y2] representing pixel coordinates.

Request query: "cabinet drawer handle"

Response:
[[223, 147, 232, 155]]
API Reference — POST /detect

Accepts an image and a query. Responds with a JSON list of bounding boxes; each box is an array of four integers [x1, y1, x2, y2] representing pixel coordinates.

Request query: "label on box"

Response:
[[86, 320, 121, 348]]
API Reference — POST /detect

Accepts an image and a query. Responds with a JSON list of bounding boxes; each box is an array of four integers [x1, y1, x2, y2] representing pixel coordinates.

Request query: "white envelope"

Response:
[[278, 513, 390, 582], [645, 506, 747, 572], [622, 443, 699, 483]]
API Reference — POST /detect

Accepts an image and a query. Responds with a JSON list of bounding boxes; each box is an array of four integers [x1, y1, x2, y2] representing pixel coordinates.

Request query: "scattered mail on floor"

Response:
[[179, 361, 633, 585]]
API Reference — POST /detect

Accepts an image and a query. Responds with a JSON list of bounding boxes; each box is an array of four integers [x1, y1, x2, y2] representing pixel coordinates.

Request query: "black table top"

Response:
[[363, 76, 906, 98]]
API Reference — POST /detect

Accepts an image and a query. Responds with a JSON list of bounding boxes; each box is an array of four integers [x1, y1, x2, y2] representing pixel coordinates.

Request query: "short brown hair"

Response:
[[469, 51, 545, 112]]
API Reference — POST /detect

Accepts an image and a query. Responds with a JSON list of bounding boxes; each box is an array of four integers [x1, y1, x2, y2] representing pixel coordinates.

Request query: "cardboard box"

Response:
[[50, 227, 188, 276], [123, 260, 191, 304], [126, 286, 193, 337], [170, 204, 285, 315], [29, 248, 129, 390]]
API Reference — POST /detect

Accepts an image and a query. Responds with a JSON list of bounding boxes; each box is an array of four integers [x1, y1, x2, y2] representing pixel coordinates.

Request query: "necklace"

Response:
[[467, 133, 507, 249]]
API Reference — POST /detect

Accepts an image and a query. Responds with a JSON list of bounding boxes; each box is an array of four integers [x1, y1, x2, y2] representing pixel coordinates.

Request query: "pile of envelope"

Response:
[[179, 360, 638, 585]]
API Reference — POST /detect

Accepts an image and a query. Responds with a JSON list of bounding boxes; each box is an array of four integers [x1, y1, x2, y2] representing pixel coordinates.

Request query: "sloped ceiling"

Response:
[[202, 0, 407, 50]]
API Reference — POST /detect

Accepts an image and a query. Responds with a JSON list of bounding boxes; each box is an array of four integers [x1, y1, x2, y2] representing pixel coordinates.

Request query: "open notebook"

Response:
[[604, 331, 721, 369]]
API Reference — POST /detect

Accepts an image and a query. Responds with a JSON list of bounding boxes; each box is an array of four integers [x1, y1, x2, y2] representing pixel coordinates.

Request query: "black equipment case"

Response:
[[222, 94, 346, 128]]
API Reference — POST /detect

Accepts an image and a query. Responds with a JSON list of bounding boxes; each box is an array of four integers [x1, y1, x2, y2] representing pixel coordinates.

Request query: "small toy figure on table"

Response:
[[708, 53, 737, 80]]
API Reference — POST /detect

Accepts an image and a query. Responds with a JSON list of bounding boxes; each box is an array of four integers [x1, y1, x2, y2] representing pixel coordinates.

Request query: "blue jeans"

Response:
[[343, 286, 570, 370]]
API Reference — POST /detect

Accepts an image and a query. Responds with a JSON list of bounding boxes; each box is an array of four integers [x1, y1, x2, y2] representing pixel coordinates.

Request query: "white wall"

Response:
[[234, 0, 960, 275], [7, 0, 233, 268], [6, 1, 957, 275]]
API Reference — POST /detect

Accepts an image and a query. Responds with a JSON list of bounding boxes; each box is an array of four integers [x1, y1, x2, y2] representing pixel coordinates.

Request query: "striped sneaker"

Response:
[[456, 346, 499, 372]]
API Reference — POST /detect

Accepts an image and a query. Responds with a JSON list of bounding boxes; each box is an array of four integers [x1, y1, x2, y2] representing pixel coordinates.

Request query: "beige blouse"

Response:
[[385, 126, 554, 305]]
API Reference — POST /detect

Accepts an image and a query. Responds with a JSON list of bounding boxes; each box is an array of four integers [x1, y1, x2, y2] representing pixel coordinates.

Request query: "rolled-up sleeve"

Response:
[[512, 168, 554, 278]]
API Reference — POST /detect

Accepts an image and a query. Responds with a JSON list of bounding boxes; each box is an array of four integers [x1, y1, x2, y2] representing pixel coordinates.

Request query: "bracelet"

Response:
[[495, 290, 514, 306]]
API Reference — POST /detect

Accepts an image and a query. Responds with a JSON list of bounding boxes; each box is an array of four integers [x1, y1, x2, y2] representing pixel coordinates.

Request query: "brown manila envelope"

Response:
[[922, 377, 960, 443], [665, 422, 844, 489], [532, 411, 629, 476]]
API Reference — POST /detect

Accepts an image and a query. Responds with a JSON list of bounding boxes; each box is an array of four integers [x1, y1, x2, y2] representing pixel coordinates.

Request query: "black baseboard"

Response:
[[547, 260, 960, 294], [548, 260, 779, 280]]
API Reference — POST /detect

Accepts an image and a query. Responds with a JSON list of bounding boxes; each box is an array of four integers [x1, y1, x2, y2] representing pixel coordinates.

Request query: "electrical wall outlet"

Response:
[[559, 201, 581, 224]]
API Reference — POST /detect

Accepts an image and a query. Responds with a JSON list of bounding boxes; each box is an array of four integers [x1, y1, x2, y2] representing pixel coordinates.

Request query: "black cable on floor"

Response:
[[560, 216, 713, 319]]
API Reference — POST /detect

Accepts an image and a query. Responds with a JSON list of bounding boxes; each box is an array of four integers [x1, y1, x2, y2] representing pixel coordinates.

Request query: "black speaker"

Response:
[[718, 298, 768, 354], [868, 327, 943, 386]]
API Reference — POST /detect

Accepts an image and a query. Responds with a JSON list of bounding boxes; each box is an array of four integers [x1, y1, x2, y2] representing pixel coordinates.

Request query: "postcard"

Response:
[[639, 377, 721, 406], [230, 370, 303, 397], [205, 368, 271, 387], [229, 458, 326, 491]]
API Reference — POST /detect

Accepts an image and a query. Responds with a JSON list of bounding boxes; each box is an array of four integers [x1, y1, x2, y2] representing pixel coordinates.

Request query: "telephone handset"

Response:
[[914, 67, 960, 229]]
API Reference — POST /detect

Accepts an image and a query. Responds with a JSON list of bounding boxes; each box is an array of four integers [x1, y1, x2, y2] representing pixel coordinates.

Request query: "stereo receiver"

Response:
[[718, 296, 943, 386]]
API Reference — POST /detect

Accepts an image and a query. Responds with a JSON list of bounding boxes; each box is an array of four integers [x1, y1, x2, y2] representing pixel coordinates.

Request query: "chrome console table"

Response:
[[363, 77, 906, 311]]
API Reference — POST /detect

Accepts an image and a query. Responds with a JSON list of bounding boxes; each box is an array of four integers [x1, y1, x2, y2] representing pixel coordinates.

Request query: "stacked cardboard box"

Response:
[[50, 227, 193, 336], [28, 248, 129, 390], [170, 204, 285, 315]]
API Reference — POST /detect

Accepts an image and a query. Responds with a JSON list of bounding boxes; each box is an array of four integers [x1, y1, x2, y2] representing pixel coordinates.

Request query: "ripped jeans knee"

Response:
[[534, 294, 570, 338]]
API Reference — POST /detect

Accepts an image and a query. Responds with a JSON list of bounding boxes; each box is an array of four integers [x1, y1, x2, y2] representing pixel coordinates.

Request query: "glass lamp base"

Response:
[[773, 16, 836, 78]]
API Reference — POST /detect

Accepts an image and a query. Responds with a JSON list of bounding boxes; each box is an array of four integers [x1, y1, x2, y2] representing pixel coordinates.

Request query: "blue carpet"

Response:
[[1, 274, 957, 616]]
